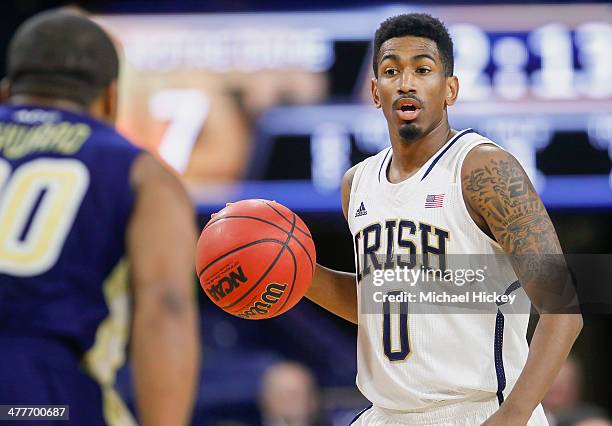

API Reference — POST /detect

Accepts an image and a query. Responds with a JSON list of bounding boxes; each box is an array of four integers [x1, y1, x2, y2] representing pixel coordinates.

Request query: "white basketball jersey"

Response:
[[348, 129, 532, 411]]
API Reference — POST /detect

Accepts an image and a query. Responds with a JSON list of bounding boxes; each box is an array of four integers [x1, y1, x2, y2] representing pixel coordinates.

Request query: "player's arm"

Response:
[[461, 145, 582, 425], [305, 165, 359, 324], [127, 153, 201, 426]]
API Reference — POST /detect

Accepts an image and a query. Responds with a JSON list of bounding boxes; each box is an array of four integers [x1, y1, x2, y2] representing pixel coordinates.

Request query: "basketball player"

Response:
[[0, 11, 199, 425], [306, 14, 582, 425]]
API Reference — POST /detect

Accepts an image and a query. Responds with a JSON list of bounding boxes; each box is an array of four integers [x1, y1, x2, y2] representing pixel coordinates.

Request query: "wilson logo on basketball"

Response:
[[237, 282, 287, 319], [207, 265, 248, 302]]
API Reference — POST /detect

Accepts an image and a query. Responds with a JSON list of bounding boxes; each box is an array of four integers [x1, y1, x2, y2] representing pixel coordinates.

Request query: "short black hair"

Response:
[[6, 10, 119, 107], [373, 13, 454, 78]]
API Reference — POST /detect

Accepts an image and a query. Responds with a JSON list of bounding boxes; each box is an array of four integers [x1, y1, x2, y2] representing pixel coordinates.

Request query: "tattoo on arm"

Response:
[[462, 152, 576, 310], [463, 155, 561, 256]]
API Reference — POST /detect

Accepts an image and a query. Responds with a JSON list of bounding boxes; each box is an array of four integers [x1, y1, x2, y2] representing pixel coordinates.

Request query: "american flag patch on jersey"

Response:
[[425, 194, 445, 208]]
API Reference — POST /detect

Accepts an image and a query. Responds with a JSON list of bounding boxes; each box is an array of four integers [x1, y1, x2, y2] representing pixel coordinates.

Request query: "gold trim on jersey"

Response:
[[81, 259, 136, 426]]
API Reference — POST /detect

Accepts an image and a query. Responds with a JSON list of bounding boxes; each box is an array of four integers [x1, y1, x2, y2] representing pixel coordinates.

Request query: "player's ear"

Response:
[[0, 78, 11, 102], [445, 75, 459, 107], [103, 80, 119, 124], [371, 78, 381, 109]]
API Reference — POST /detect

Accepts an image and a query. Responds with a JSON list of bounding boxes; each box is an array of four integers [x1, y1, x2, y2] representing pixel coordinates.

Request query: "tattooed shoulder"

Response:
[[461, 145, 562, 256]]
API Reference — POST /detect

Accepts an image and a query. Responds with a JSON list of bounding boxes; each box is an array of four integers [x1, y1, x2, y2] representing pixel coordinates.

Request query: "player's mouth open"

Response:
[[394, 99, 421, 121]]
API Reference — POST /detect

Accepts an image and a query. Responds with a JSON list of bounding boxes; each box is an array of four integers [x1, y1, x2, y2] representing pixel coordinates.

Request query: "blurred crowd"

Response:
[[542, 357, 611, 426], [211, 362, 331, 426], [205, 355, 611, 426]]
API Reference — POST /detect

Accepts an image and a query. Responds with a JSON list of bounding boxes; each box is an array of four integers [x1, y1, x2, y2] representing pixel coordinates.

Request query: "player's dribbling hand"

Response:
[[210, 203, 233, 219], [210, 201, 277, 219]]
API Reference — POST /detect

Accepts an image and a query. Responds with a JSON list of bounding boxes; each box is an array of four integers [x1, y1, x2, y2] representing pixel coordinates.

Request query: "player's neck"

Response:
[[9, 95, 88, 115], [387, 119, 455, 183]]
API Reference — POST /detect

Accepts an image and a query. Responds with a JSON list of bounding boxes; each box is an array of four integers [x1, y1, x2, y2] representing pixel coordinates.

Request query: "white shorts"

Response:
[[350, 398, 549, 426]]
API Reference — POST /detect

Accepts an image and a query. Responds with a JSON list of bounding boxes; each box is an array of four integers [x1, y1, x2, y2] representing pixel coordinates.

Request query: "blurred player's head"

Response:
[[371, 13, 458, 142], [2, 10, 119, 124], [543, 355, 584, 416], [259, 361, 319, 426]]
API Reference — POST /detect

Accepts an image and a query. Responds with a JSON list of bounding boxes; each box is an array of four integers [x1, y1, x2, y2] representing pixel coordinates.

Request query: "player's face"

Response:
[[371, 36, 458, 142]]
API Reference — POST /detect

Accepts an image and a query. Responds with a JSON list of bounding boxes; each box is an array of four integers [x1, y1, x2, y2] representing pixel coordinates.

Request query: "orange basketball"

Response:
[[196, 199, 316, 319]]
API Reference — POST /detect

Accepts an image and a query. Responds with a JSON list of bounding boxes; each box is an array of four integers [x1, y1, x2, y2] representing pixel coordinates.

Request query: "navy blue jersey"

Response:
[[0, 104, 141, 350], [0, 104, 142, 425]]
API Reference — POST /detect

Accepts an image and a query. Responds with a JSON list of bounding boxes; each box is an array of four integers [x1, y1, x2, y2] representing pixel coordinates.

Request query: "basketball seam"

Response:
[[274, 243, 297, 315], [260, 202, 315, 275], [220, 213, 297, 310], [235, 242, 298, 318], [262, 201, 312, 240], [205, 215, 315, 273], [198, 238, 283, 278]]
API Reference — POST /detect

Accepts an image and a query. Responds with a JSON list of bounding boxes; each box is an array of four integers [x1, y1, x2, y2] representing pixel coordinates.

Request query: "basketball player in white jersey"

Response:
[[306, 14, 582, 426]]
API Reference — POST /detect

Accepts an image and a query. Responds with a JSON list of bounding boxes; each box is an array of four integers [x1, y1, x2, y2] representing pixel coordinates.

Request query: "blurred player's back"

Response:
[[0, 101, 140, 343], [0, 102, 140, 424], [0, 10, 200, 426]]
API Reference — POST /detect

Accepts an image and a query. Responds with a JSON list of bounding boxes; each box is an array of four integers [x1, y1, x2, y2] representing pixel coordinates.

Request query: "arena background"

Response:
[[1, 1, 611, 425]]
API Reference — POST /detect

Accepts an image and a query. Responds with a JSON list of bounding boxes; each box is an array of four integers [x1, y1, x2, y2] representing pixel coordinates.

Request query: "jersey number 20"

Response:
[[0, 158, 89, 276]]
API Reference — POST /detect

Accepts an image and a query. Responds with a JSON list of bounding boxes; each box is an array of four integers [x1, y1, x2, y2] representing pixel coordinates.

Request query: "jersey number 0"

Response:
[[383, 290, 411, 361]]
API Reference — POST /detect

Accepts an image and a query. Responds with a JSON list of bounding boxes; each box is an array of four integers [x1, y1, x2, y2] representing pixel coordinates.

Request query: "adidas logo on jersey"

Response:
[[355, 202, 368, 217]]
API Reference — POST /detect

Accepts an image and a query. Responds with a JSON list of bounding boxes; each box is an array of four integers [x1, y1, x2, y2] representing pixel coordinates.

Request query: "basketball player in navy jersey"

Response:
[[306, 14, 582, 425], [0, 11, 199, 425]]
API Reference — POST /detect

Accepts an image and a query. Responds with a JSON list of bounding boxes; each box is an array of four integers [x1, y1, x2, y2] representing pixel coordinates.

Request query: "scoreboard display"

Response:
[[95, 4, 612, 212]]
